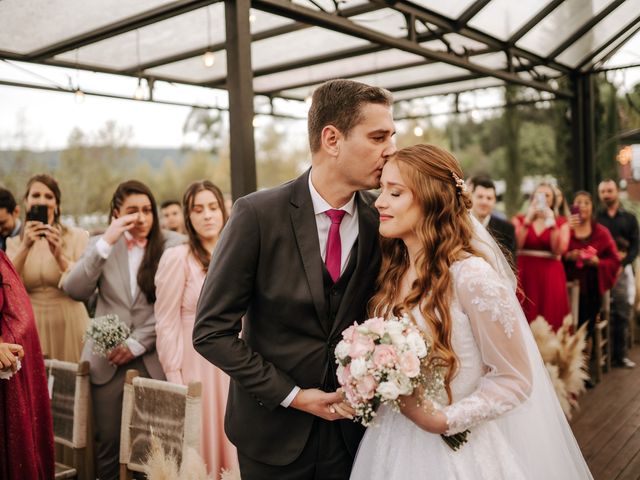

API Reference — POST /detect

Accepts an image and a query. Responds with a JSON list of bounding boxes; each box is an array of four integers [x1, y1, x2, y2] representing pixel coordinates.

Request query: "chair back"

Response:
[[119, 370, 202, 477], [44, 359, 90, 449]]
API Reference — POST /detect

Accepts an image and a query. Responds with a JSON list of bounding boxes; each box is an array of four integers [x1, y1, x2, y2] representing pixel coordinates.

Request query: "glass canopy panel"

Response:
[[349, 8, 410, 38], [250, 9, 297, 34], [391, 78, 505, 101], [145, 53, 228, 84], [55, 4, 226, 71], [593, 29, 640, 69], [468, 0, 555, 41], [0, 0, 179, 55], [516, 0, 617, 56], [291, 0, 369, 12], [557, 0, 640, 67], [253, 49, 424, 93], [466, 52, 508, 70], [348, 63, 471, 90], [407, 0, 479, 19], [250, 27, 370, 70]]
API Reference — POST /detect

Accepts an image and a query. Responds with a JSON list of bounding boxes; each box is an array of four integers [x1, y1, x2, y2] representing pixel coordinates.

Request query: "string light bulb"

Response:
[[413, 126, 424, 137], [134, 78, 144, 100], [74, 89, 85, 104], [203, 50, 215, 67]]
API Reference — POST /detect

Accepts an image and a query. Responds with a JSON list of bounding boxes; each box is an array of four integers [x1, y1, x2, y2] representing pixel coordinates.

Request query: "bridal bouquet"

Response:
[[335, 315, 469, 450], [84, 314, 130, 357]]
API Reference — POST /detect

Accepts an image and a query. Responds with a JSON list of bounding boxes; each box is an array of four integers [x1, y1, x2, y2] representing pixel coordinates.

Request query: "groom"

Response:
[[193, 79, 396, 479]]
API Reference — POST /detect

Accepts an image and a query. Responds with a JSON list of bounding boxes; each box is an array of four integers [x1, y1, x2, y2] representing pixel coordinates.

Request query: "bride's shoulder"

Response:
[[450, 255, 506, 290]]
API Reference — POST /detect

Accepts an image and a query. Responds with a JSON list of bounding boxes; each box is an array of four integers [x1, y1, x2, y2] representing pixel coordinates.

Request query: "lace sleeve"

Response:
[[442, 257, 533, 435]]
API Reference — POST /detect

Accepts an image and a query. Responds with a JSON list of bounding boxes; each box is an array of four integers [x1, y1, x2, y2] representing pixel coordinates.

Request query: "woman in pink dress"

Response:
[[154, 180, 238, 476], [513, 183, 571, 330]]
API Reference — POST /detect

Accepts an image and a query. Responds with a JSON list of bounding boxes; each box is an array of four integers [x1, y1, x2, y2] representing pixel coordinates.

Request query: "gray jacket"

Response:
[[63, 230, 185, 385]]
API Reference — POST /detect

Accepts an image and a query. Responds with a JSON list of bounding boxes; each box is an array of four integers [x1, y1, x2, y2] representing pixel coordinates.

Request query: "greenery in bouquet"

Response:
[[84, 314, 130, 357]]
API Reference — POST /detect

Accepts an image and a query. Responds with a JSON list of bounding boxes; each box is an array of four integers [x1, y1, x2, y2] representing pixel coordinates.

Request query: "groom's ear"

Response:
[[321, 125, 341, 157]]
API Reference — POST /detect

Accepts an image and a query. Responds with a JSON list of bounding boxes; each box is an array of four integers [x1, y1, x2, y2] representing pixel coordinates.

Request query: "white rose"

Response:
[[406, 331, 428, 358], [377, 381, 400, 401], [335, 340, 351, 360], [350, 357, 368, 379], [385, 321, 406, 347], [391, 372, 413, 396]]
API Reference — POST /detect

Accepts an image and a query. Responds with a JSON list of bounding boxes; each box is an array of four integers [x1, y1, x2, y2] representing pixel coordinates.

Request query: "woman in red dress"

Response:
[[0, 250, 54, 479], [513, 183, 570, 330]]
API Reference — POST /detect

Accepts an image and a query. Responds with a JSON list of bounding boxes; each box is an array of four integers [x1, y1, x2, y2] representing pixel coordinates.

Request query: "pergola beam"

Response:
[[545, 0, 626, 60], [123, 2, 383, 74], [253, 0, 573, 98], [225, 0, 257, 200], [456, 0, 492, 27], [576, 14, 640, 71], [383, 0, 573, 74], [28, 0, 223, 61]]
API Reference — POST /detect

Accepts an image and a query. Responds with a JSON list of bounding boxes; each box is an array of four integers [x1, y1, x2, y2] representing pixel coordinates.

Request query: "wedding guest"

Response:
[[597, 179, 639, 368], [155, 180, 237, 476], [7, 175, 89, 362], [160, 199, 186, 234], [0, 188, 21, 252], [512, 183, 570, 330], [469, 176, 516, 265], [0, 250, 55, 479], [63, 180, 184, 480], [554, 185, 571, 217], [563, 191, 620, 378]]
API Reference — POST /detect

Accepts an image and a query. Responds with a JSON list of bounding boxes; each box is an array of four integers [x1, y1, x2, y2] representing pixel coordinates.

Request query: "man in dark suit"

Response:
[[470, 176, 517, 266], [193, 80, 397, 479]]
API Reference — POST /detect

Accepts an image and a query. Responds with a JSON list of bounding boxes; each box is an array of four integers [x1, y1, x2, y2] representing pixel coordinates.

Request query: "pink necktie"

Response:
[[325, 209, 346, 283]]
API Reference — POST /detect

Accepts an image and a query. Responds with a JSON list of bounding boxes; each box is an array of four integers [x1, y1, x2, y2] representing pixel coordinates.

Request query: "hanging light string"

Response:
[[134, 29, 144, 99], [203, 6, 215, 67]]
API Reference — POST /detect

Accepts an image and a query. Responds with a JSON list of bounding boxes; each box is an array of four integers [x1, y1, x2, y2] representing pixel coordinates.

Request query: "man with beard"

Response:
[[597, 179, 638, 368]]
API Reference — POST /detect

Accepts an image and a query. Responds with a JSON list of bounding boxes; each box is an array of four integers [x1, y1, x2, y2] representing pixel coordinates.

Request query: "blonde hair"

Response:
[[369, 144, 483, 402]]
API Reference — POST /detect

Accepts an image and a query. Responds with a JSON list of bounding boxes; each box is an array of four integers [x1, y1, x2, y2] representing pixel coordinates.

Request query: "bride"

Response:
[[349, 144, 592, 479]]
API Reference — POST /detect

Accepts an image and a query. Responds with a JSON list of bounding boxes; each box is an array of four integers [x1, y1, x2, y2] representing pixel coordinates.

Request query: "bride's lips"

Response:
[[379, 215, 392, 222]]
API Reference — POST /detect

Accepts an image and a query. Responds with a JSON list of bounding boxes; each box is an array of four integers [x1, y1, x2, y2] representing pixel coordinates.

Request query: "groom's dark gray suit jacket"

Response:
[[193, 170, 381, 465]]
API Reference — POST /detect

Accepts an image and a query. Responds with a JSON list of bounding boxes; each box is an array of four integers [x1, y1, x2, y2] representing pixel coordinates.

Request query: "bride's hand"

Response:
[[399, 393, 448, 434]]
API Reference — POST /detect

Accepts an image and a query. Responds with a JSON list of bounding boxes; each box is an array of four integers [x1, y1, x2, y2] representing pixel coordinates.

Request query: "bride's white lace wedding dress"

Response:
[[350, 256, 593, 480]]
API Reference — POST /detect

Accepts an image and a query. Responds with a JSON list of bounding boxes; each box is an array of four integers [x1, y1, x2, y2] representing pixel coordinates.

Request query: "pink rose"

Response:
[[343, 382, 359, 406], [363, 317, 386, 337], [349, 333, 375, 359], [342, 323, 358, 342], [355, 375, 377, 400], [373, 344, 398, 368], [399, 352, 421, 378]]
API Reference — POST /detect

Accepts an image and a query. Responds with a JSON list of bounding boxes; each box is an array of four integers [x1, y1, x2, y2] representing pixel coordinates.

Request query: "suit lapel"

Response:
[[113, 237, 134, 306], [330, 192, 379, 337], [290, 171, 328, 333]]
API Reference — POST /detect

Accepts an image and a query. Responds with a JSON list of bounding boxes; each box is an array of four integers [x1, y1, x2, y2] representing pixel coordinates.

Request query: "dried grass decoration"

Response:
[[530, 315, 589, 419], [143, 434, 241, 480]]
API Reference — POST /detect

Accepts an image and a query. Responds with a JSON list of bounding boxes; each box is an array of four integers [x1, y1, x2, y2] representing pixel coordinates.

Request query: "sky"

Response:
[[0, 31, 639, 152]]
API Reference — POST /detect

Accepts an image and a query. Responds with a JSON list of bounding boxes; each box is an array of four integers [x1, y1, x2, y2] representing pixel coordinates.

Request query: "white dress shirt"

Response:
[[281, 171, 360, 408], [95, 232, 146, 357]]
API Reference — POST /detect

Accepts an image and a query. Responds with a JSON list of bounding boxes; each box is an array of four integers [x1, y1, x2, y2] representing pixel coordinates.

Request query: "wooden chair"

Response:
[[119, 370, 202, 479], [593, 290, 612, 383], [44, 359, 91, 480], [566, 280, 580, 329]]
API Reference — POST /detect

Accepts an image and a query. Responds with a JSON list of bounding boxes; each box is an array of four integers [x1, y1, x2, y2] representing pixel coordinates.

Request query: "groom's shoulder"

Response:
[[237, 176, 299, 211]]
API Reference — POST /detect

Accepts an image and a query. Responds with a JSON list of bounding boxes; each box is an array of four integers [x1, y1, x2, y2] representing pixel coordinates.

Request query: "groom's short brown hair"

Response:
[[307, 79, 393, 153]]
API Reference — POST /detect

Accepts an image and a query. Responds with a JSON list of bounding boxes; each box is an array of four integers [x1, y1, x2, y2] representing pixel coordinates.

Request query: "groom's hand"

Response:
[[290, 388, 347, 421]]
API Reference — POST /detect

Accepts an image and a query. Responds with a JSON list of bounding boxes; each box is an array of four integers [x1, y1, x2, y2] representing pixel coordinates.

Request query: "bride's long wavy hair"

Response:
[[369, 144, 483, 402]]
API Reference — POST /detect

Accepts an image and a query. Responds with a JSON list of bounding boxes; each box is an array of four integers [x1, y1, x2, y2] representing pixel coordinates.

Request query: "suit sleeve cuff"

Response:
[[96, 237, 113, 259], [280, 386, 301, 408], [125, 338, 146, 357]]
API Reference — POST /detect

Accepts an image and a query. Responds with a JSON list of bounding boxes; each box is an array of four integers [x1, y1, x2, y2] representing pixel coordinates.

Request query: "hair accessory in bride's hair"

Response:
[[451, 172, 467, 195]]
